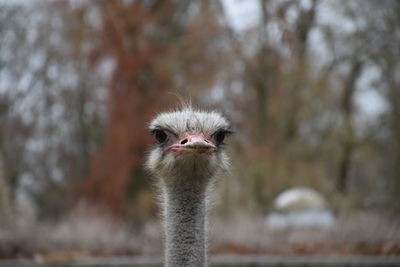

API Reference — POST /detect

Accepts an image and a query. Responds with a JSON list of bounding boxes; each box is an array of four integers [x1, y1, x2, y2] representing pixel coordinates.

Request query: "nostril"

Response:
[[204, 140, 209, 143], [181, 139, 188, 144]]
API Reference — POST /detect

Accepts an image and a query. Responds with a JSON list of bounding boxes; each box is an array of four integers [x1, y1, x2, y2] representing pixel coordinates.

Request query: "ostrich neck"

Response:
[[163, 179, 209, 267]]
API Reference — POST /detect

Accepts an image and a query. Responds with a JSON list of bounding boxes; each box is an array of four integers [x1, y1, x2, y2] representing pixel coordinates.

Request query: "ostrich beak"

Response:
[[167, 134, 216, 154]]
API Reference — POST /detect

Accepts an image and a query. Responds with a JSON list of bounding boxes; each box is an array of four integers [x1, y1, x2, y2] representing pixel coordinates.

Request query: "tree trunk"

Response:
[[0, 152, 13, 225], [336, 60, 362, 194], [285, 0, 317, 141], [80, 2, 175, 214]]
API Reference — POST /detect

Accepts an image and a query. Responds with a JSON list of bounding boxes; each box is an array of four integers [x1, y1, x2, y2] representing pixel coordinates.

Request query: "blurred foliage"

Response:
[[0, 0, 399, 223]]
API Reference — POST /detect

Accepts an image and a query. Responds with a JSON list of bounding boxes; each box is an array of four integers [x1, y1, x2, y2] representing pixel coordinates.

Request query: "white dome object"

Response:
[[266, 210, 335, 230], [266, 187, 335, 230], [274, 187, 327, 212]]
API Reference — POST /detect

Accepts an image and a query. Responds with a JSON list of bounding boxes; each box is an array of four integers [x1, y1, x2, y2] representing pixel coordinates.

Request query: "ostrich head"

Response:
[[146, 107, 232, 184]]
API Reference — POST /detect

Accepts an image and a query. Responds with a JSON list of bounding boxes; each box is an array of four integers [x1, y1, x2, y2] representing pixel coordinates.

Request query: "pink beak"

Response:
[[167, 134, 216, 154]]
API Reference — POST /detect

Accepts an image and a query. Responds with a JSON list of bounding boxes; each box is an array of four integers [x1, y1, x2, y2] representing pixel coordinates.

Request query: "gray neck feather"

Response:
[[162, 178, 211, 267]]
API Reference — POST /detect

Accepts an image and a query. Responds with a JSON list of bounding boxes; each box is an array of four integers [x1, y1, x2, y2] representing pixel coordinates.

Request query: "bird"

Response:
[[146, 106, 232, 267]]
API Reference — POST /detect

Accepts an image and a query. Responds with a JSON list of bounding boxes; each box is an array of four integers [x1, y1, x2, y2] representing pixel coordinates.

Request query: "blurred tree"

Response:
[[284, 0, 317, 142], [357, 0, 400, 208], [0, 151, 12, 225], [81, 1, 195, 215], [337, 59, 363, 193], [0, 6, 34, 219], [0, 2, 108, 219]]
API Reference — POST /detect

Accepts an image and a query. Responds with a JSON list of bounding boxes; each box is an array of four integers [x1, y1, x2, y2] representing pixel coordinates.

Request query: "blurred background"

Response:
[[0, 0, 400, 261]]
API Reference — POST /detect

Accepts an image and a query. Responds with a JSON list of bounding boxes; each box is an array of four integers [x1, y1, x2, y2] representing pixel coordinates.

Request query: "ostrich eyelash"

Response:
[[212, 129, 234, 137]]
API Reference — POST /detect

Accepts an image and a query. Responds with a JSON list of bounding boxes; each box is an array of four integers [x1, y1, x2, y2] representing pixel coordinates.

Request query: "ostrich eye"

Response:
[[153, 129, 168, 144], [213, 129, 233, 146], [214, 130, 226, 145]]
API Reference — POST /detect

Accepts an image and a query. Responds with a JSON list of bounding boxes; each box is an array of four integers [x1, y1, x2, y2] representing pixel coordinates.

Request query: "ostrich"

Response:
[[146, 106, 232, 267]]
